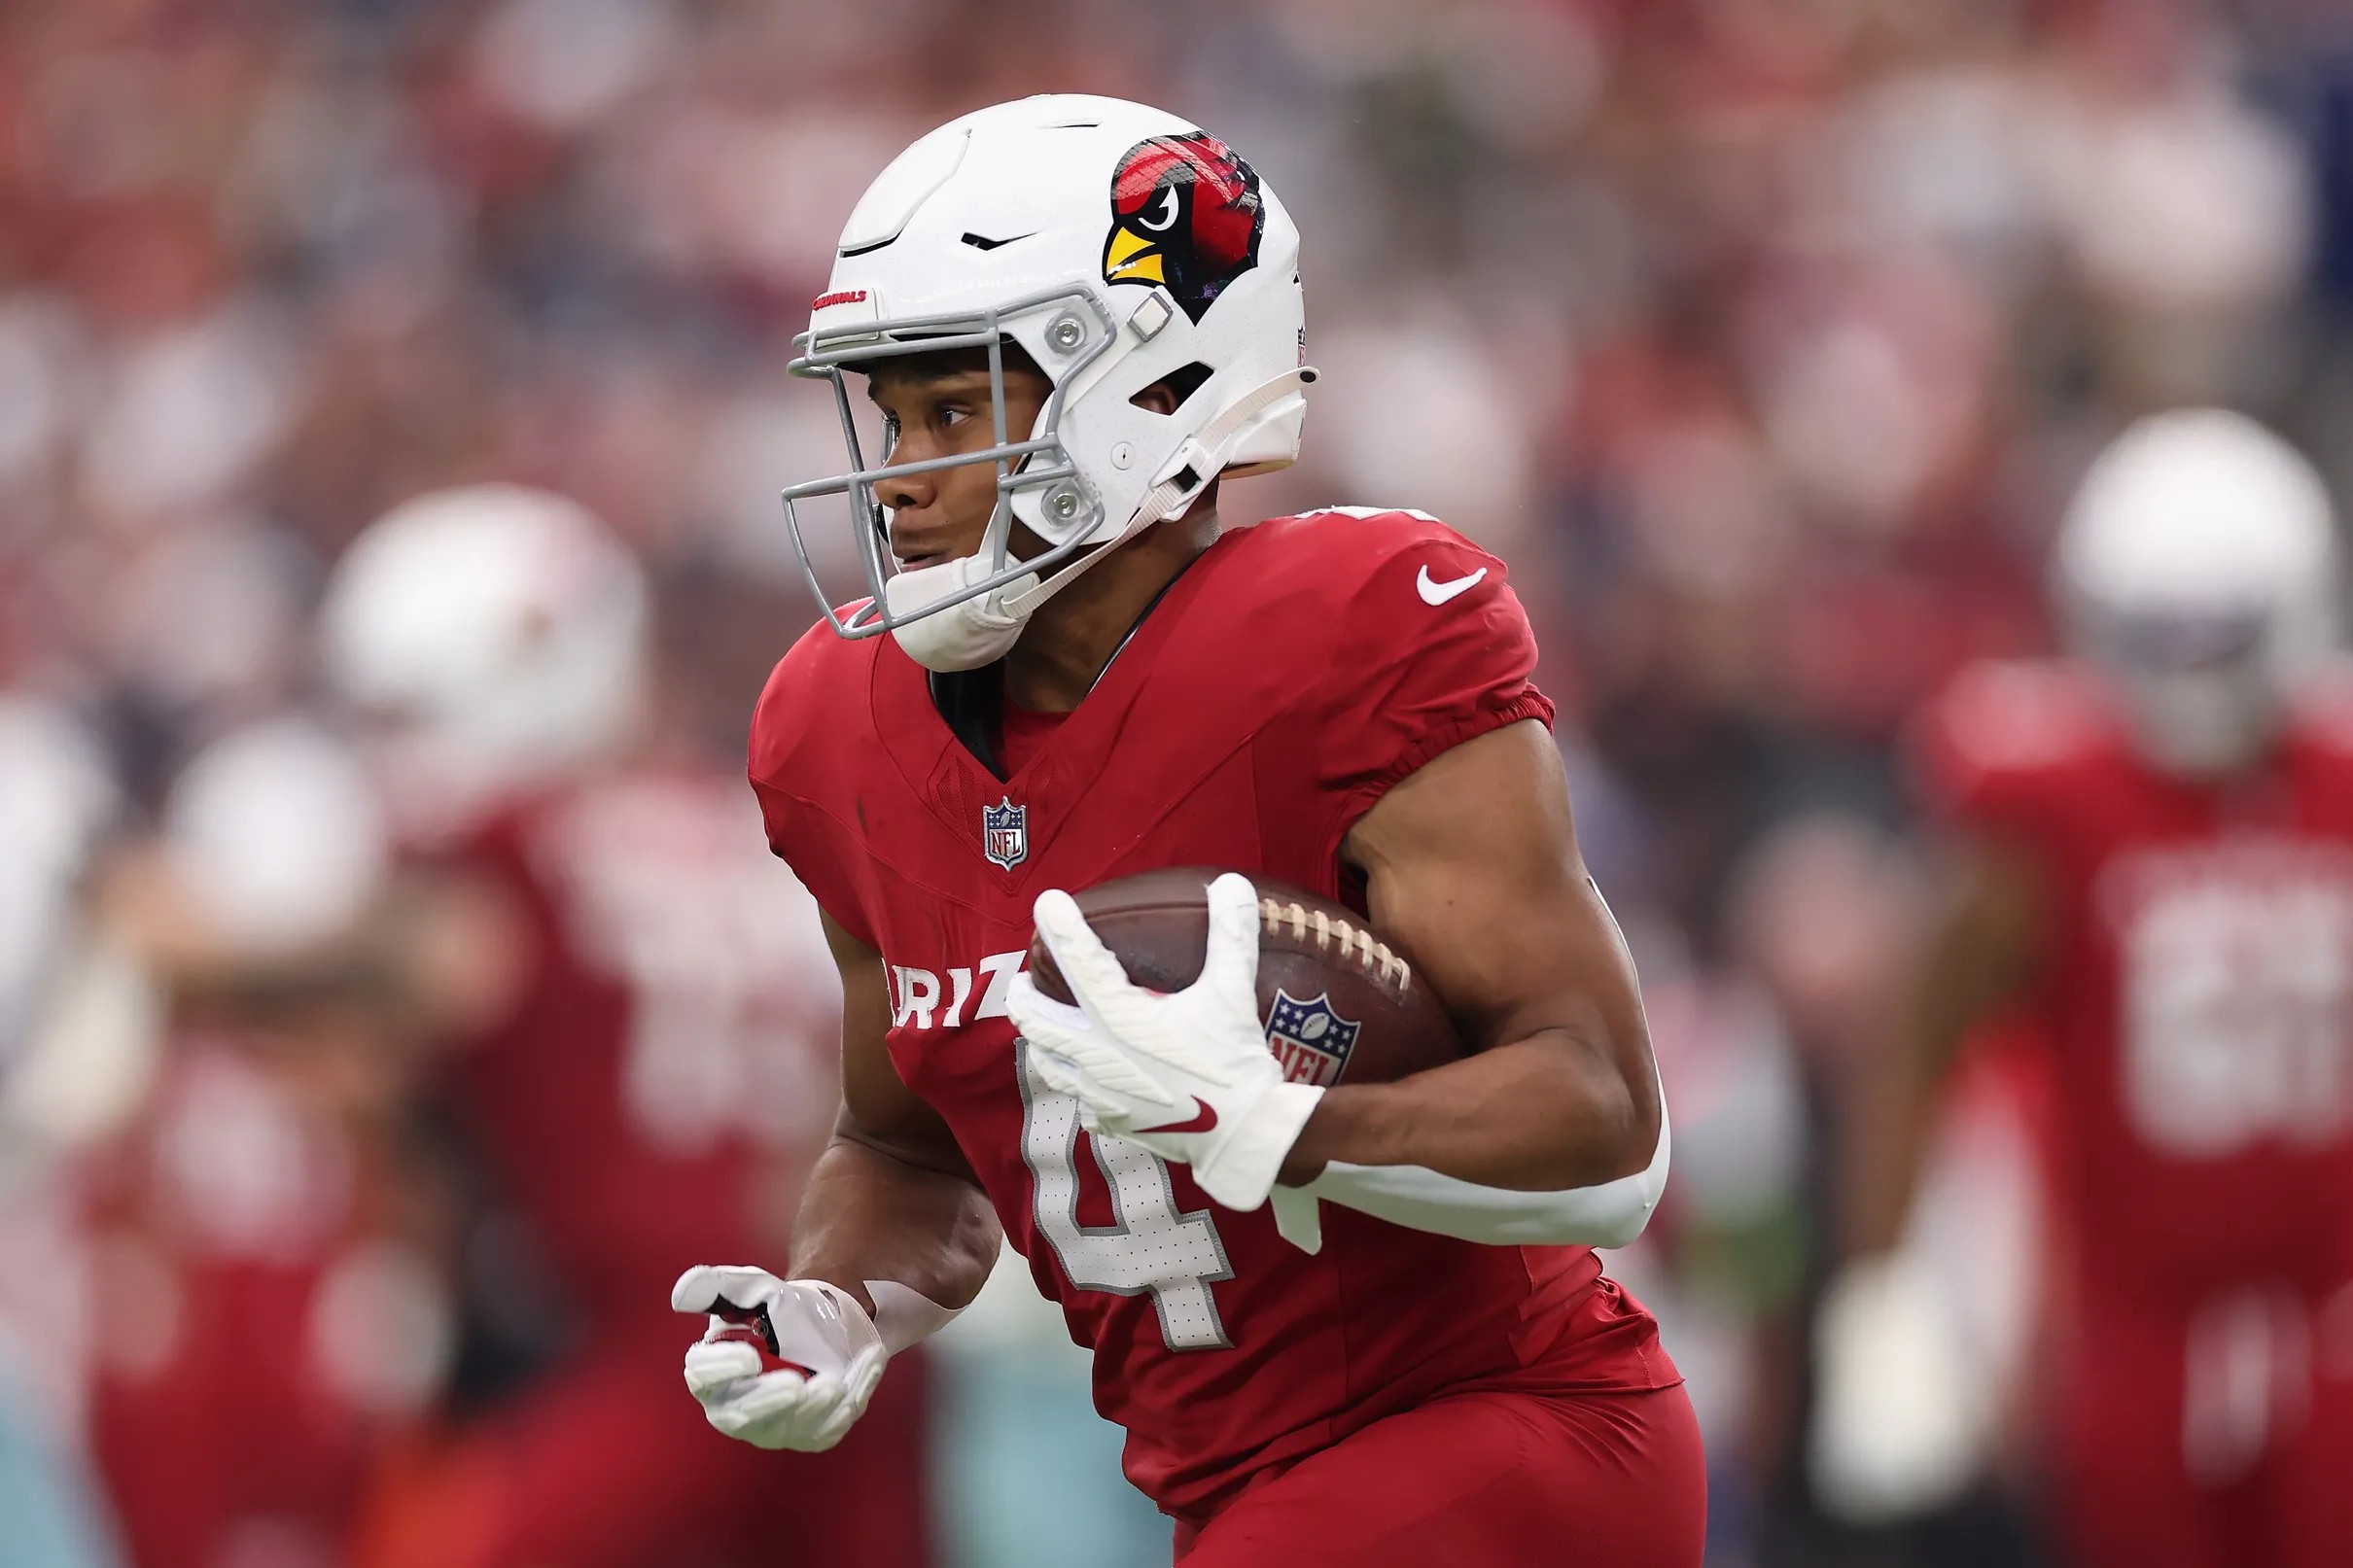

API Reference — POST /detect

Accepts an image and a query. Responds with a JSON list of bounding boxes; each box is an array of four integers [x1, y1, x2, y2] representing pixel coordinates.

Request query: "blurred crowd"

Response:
[[5, 1, 2353, 1566]]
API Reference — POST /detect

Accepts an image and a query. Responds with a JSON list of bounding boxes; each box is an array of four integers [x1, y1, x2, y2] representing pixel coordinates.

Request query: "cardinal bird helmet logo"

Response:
[[1102, 132, 1266, 325]]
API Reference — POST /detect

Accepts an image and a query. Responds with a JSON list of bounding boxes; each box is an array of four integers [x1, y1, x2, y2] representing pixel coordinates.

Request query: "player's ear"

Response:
[[1128, 362, 1214, 417]]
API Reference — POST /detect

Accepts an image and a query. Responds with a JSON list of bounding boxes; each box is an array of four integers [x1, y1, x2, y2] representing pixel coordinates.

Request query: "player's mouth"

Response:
[[889, 529, 957, 571]]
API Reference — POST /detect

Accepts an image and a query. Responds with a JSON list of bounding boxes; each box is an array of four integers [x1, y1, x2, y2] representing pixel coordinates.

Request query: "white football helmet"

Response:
[[780, 94, 1316, 672], [319, 484, 649, 833], [162, 716, 390, 956], [2054, 408, 2342, 776]]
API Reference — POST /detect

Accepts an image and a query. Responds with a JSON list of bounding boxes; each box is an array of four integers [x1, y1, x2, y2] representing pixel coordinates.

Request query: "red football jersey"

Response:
[[440, 770, 843, 1333], [85, 1042, 442, 1568], [369, 772, 934, 1568], [1913, 660, 2353, 1306], [751, 508, 1678, 1523]]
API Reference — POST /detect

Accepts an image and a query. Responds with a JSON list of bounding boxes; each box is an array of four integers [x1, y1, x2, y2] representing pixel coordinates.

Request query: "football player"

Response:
[[672, 96, 1703, 1564], [1831, 410, 2353, 1568], [316, 487, 932, 1568], [81, 716, 435, 1568]]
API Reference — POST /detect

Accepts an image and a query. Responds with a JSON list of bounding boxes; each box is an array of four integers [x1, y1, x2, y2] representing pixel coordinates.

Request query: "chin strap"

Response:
[[887, 366, 1317, 674], [999, 366, 1317, 622]]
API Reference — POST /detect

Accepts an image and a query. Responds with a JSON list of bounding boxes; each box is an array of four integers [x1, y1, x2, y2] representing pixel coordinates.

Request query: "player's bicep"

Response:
[[1342, 720, 1659, 1137], [820, 911, 979, 1184]]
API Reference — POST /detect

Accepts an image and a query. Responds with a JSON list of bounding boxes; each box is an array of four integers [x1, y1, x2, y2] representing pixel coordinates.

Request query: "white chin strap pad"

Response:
[[886, 556, 1040, 673]]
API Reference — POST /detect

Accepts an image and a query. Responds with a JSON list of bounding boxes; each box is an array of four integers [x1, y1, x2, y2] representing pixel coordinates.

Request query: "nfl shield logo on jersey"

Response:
[[1265, 990, 1360, 1087], [982, 797, 1028, 871]]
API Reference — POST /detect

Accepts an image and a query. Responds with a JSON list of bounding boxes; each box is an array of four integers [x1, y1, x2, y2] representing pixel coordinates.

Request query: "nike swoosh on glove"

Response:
[[1006, 871, 1324, 1217], [672, 1265, 886, 1452]]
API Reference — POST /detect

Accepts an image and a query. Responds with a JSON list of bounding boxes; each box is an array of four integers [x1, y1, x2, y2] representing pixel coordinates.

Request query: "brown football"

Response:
[[1026, 867, 1462, 1087]]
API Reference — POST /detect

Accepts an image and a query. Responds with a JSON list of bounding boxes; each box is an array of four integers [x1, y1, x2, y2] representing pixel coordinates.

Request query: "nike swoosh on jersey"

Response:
[[1417, 565, 1488, 606], [1153, 1099, 1219, 1134]]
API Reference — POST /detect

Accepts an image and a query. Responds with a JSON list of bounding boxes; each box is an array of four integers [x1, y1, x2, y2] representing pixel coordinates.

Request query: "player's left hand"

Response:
[[1006, 871, 1324, 1214], [672, 1265, 887, 1452]]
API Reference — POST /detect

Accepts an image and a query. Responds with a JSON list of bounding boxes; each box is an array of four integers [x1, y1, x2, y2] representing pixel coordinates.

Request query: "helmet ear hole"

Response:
[[513, 602, 557, 657], [1128, 362, 1214, 415]]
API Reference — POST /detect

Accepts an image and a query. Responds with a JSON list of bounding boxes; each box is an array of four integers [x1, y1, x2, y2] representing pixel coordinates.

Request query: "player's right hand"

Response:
[[1008, 873, 1323, 1216], [672, 1265, 887, 1452]]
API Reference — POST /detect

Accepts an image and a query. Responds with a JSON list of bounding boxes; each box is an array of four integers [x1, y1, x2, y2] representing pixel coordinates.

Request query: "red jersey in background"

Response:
[[86, 1040, 446, 1568], [1914, 658, 2353, 1568], [355, 767, 931, 1568]]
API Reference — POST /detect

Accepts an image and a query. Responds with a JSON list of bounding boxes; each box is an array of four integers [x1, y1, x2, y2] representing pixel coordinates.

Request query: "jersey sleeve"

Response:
[[747, 636, 879, 949], [1905, 661, 2102, 849], [1297, 517, 1556, 856]]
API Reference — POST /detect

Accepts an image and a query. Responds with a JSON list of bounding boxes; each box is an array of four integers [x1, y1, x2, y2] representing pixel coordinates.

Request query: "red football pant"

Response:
[[1172, 1382, 1705, 1567], [2051, 1286, 2353, 1568]]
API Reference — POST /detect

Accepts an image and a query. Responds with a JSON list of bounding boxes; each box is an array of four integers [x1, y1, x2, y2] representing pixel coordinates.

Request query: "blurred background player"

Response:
[[79, 717, 452, 1568], [315, 485, 932, 1568], [1828, 409, 2353, 1568]]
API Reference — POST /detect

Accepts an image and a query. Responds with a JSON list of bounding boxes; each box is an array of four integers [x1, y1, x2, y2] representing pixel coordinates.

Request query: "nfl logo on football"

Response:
[[982, 797, 1028, 871], [1265, 990, 1361, 1088]]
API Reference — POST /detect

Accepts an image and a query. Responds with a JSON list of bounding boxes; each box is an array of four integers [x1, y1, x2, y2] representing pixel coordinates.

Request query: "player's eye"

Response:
[[879, 413, 902, 453]]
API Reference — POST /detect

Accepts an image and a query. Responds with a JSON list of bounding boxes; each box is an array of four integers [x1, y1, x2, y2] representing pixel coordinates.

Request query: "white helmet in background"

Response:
[[163, 716, 389, 956], [782, 93, 1316, 672], [320, 484, 649, 833], [2054, 409, 2342, 776]]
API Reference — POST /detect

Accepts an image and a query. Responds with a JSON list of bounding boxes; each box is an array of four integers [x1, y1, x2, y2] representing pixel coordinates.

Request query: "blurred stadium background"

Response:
[[4, 1, 2352, 1566]]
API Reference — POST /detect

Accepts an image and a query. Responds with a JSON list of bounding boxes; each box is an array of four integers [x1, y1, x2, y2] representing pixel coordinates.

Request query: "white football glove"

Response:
[[1005, 871, 1324, 1215], [1809, 1253, 1989, 1523], [672, 1265, 886, 1452]]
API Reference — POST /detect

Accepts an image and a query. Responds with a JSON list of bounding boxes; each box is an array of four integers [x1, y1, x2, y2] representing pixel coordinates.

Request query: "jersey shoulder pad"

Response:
[[1274, 504, 1451, 531], [749, 610, 879, 789], [1222, 508, 1550, 834], [2290, 659, 2353, 757], [747, 613, 886, 943], [1250, 504, 1462, 562], [1236, 505, 1501, 610], [1908, 658, 2119, 824]]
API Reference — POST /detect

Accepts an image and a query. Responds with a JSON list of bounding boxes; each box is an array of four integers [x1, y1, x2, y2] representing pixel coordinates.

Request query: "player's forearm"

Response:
[[788, 1133, 1001, 1320], [1841, 982, 1979, 1257], [1841, 846, 2039, 1257], [1278, 1029, 1659, 1193]]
